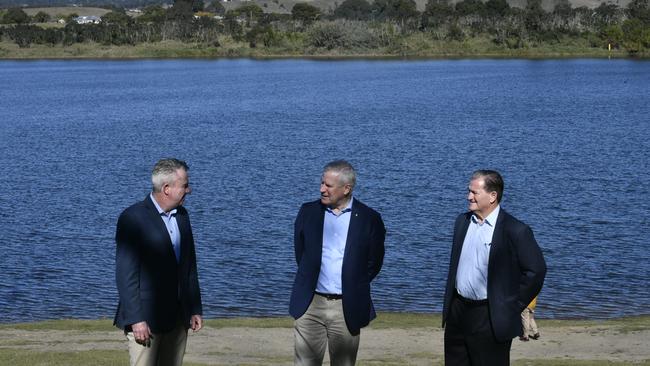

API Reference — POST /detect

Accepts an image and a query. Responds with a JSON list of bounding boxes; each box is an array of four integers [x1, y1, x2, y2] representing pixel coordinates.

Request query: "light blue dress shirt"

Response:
[[316, 197, 353, 295], [151, 193, 181, 262], [455, 205, 500, 300]]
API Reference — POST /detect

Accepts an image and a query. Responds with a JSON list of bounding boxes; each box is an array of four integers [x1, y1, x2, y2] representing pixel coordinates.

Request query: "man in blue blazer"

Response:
[[290, 160, 386, 366], [442, 170, 546, 366], [114, 158, 203, 366]]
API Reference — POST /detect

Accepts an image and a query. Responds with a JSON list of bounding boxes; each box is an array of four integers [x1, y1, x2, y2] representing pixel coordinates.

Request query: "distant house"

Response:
[[74, 15, 101, 24]]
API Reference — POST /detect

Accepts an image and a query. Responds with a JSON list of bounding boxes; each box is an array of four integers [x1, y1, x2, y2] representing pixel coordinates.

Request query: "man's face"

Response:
[[467, 178, 496, 219], [320, 170, 350, 210], [165, 168, 191, 209]]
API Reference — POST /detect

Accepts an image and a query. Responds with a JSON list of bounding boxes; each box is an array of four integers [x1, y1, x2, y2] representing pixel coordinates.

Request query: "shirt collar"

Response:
[[150, 193, 177, 216], [326, 196, 354, 214], [472, 205, 500, 226]]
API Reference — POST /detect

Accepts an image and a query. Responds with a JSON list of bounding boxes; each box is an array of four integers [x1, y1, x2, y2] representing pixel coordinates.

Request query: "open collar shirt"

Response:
[[316, 196, 354, 295], [455, 205, 501, 300], [150, 193, 181, 263]]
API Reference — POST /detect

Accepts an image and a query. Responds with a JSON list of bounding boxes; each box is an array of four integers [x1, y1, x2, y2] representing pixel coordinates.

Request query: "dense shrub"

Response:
[[306, 20, 383, 49]]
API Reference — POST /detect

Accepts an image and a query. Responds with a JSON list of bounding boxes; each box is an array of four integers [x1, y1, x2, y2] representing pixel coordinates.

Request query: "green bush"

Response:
[[306, 20, 381, 50]]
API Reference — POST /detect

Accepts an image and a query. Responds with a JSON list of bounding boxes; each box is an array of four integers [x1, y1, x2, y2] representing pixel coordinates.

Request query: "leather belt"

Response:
[[455, 290, 488, 306], [315, 291, 343, 300]]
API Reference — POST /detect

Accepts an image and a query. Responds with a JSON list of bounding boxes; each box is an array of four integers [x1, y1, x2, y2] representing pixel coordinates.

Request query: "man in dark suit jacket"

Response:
[[290, 160, 386, 366], [114, 158, 203, 366], [442, 170, 546, 366]]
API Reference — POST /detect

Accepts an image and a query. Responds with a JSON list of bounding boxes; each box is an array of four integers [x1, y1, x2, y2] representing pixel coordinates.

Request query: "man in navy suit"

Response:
[[290, 160, 386, 366], [442, 170, 546, 366], [114, 158, 203, 366]]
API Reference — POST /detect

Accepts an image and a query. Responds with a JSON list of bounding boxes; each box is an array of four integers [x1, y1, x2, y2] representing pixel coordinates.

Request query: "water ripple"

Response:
[[0, 59, 649, 323]]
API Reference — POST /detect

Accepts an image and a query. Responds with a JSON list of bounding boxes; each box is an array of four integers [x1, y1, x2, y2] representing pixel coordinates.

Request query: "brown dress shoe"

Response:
[[519, 336, 529, 341]]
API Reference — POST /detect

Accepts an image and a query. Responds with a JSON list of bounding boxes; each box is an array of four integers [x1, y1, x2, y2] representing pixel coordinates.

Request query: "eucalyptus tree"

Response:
[[551, 0, 573, 31], [2, 7, 29, 24], [421, 0, 454, 29], [333, 0, 372, 20], [485, 0, 509, 17], [628, 0, 650, 24], [292, 3, 321, 26], [32, 11, 51, 23], [372, 0, 420, 30]]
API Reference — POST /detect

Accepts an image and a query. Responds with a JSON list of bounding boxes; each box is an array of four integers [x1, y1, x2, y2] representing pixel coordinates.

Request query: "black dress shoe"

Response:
[[530, 333, 540, 340], [519, 336, 529, 341]]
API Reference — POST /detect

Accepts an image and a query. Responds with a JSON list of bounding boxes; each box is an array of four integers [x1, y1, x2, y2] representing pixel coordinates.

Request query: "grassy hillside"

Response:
[[2, 0, 636, 14]]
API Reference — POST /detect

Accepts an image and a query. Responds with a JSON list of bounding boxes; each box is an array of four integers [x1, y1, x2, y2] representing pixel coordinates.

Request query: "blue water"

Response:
[[0, 59, 648, 323]]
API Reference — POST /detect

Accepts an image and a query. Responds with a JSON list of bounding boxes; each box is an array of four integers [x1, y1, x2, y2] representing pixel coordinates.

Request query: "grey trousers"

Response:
[[521, 308, 538, 337], [294, 294, 360, 366]]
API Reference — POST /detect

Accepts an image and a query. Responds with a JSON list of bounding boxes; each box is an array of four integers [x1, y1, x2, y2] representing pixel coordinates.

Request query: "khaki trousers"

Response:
[[294, 294, 360, 366], [521, 308, 538, 337], [126, 322, 188, 366]]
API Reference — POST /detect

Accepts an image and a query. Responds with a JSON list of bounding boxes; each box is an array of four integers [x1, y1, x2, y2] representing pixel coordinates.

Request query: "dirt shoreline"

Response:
[[1, 316, 649, 365]]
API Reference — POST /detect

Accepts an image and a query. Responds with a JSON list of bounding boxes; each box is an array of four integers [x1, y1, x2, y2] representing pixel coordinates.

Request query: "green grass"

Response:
[[0, 348, 646, 366], [0, 349, 127, 366], [0, 314, 649, 366], [370, 312, 442, 329], [536, 315, 650, 331], [0, 318, 114, 331], [513, 361, 650, 366], [204, 316, 294, 328], [202, 312, 441, 329], [2, 314, 648, 331]]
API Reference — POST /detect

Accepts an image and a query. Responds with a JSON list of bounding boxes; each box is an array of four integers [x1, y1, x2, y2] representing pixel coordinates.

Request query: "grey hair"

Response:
[[151, 158, 189, 193], [323, 160, 356, 190], [471, 169, 504, 203]]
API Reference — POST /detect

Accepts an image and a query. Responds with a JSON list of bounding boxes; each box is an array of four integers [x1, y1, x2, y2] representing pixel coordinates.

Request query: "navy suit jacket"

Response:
[[289, 198, 386, 335], [114, 195, 202, 334], [442, 209, 546, 342]]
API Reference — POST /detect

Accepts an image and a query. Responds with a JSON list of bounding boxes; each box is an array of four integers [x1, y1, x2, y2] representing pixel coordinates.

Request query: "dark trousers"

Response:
[[444, 294, 512, 366]]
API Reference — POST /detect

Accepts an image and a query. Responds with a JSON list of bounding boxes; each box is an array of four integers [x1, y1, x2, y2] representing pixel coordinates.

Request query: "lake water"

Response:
[[0, 59, 648, 323]]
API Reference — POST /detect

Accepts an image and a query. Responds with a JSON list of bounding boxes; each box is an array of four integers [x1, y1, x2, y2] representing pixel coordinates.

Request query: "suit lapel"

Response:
[[342, 198, 360, 270], [144, 195, 177, 261], [451, 214, 471, 269], [176, 209, 190, 264], [316, 202, 326, 251], [488, 209, 507, 273]]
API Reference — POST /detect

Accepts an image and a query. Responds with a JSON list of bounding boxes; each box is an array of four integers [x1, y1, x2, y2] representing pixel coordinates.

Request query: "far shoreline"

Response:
[[0, 53, 644, 61], [2, 40, 647, 61]]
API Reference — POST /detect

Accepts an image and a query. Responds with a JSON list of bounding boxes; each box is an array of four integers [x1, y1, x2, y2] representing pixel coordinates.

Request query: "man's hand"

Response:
[[190, 315, 203, 332], [132, 321, 152, 346]]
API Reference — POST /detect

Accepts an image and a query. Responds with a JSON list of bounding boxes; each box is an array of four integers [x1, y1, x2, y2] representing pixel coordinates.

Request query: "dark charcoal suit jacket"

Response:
[[442, 208, 546, 342], [289, 198, 386, 335], [114, 195, 202, 334]]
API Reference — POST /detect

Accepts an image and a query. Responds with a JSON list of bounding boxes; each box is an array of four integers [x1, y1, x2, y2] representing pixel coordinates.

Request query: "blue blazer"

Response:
[[114, 195, 202, 334], [289, 198, 386, 335], [442, 209, 546, 342]]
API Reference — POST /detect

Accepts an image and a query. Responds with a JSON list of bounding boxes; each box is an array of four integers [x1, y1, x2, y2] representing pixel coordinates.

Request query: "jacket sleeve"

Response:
[[115, 210, 144, 326], [186, 216, 203, 316], [294, 204, 306, 265], [367, 212, 386, 281], [514, 225, 547, 310]]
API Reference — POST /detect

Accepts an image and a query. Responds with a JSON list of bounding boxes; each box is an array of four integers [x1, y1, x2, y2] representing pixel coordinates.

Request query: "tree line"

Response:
[[1, 0, 649, 55]]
